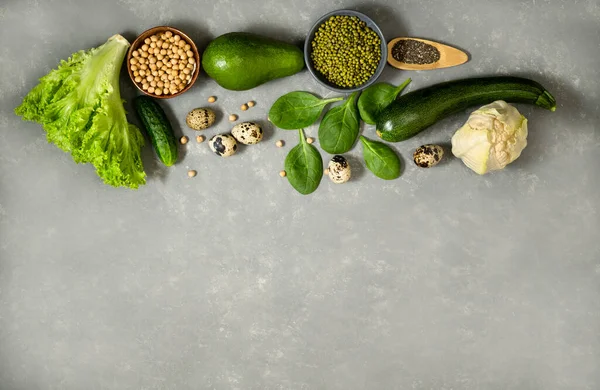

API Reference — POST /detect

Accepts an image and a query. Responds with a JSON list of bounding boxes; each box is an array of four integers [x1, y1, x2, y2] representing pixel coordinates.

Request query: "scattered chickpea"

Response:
[[208, 96, 216, 103], [241, 104, 248, 111], [306, 137, 315, 144], [275, 140, 284, 148], [279, 170, 287, 177], [196, 135, 205, 143], [229, 114, 238, 122], [247, 101, 255, 107], [324, 168, 329, 175], [180, 136, 189, 144], [187, 170, 197, 178]]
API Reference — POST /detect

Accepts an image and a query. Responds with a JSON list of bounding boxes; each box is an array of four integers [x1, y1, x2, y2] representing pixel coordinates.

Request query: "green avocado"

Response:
[[202, 32, 304, 91]]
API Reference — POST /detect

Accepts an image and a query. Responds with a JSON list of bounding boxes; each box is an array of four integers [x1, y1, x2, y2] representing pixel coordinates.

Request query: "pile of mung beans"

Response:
[[129, 30, 196, 96], [311, 15, 381, 88]]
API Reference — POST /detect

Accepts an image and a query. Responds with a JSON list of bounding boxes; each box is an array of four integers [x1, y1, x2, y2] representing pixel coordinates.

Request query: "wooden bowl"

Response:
[[126, 26, 200, 99], [387, 37, 468, 71]]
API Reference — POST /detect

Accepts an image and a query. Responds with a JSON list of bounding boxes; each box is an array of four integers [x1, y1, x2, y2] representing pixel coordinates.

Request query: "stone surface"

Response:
[[1, 0, 599, 389]]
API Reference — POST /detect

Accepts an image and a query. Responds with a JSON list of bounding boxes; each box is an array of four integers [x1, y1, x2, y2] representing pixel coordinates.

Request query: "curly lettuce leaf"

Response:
[[15, 34, 146, 189]]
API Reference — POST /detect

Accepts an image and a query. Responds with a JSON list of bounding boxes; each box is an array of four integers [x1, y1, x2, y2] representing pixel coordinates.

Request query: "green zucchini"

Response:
[[134, 96, 178, 166], [376, 76, 556, 143]]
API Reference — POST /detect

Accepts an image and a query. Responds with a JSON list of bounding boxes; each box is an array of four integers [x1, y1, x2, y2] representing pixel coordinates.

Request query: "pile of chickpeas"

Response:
[[129, 30, 196, 96]]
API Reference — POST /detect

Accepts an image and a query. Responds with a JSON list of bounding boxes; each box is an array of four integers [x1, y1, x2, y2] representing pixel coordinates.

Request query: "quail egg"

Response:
[[186, 108, 216, 130], [328, 155, 351, 184], [413, 144, 444, 168], [231, 122, 263, 145], [209, 134, 238, 157]]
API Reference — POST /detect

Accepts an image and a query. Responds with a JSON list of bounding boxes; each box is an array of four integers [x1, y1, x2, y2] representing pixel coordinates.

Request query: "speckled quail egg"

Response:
[[413, 144, 444, 168], [231, 122, 263, 145], [186, 108, 216, 130], [209, 134, 238, 157], [328, 155, 351, 184]]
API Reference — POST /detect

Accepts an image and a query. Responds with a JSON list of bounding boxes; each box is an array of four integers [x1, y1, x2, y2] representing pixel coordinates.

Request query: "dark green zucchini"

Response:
[[376, 76, 556, 143], [134, 96, 178, 166]]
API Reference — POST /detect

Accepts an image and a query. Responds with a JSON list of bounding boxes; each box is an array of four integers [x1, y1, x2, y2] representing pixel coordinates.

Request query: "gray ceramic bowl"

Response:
[[304, 9, 387, 93]]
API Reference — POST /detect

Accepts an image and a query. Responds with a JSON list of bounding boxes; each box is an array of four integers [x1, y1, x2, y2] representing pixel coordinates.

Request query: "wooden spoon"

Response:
[[387, 37, 468, 71]]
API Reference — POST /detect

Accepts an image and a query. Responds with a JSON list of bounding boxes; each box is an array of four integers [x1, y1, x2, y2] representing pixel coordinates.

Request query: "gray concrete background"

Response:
[[1, 0, 599, 389]]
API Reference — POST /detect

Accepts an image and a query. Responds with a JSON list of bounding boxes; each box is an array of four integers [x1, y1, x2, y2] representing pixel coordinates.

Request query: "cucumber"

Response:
[[134, 96, 178, 166], [376, 76, 556, 143]]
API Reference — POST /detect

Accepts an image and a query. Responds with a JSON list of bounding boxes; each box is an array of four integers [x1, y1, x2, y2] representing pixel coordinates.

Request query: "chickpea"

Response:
[[132, 50, 139, 58], [179, 73, 186, 80], [179, 63, 186, 70], [248, 101, 255, 107], [184, 44, 191, 51], [165, 31, 173, 38], [186, 50, 194, 58], [187, 170, 197, 179], [169, 37, 175, 43], [156, 40, 163, 48], [178, 40, 186, 48], [150, 42, 156, 49], [187, 63, 194, 69], [157, 56, 163, 63], [275, 140, 284, 147], [172, 54, 180, 60], [188, 58, 195, 65], [152, 70, 158, 76], [140, 64, 148, 70], [183, 68, 190, 75], [142, 83, 149, 90], [130, 65, 138, 72], [141, 51, 148, 58], [241, 104, 248, 111], [166, 62, 172, 68], [168, 75, 174, 81], [163, 87, 170, 95], [158, 69, 165, 76], [160, 49, 167, 55], [141, 44, 149, 51], [186, 74, 192, 81], [306, 137, 315, 144], [139, 69, 146, 76], [150, 80, 157, 87], [149, 57, 156, 64], [208, 96, 216, 103], [155, 89, 162, 96], [174, 35, 181, 42], [148, 87, 155, 94], [133, 70, 140, 77], [144, 38, 151, 45], [150, 35, 158, 42], [157, 81, 164, 88], [160, 74, 168, 81], [134, 76, 142, 83], [146, 75, 153, 82], [170, 58, 178, 65], [130, 58, 138, 65], [279, 170, 287, 177], [229, 114, 238, 122], [196, 135, 205, 143], [162, 42, 169, 49], [180, 136, 189, 144]]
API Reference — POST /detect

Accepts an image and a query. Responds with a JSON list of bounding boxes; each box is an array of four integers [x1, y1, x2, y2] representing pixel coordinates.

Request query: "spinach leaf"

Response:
[[285, 129, 323, 194], [269, 91, 343, 130], [318, 91, 360, 154], [357, 78, 411, 125], [360, 136, 401, 180]]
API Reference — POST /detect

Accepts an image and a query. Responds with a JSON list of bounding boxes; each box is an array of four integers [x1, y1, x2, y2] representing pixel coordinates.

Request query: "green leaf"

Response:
[[360, 135, 401, 180], [269, 91, 343, 130], [284, 129, 323, 194], [14, 35, 146, 189], [318, 91, 360, 154], [357, 79, 411, 125]]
